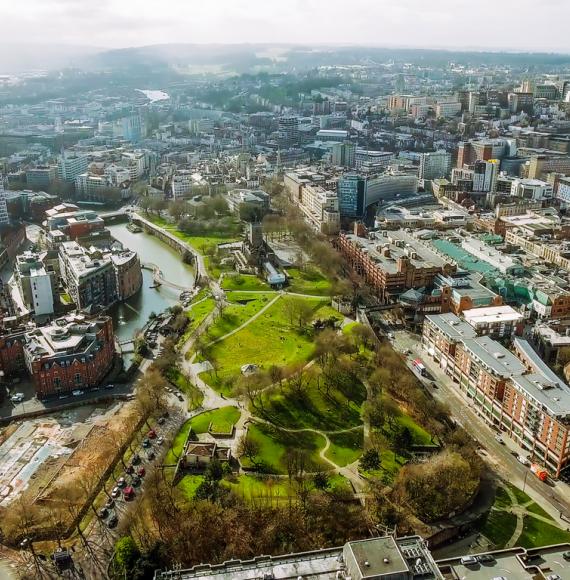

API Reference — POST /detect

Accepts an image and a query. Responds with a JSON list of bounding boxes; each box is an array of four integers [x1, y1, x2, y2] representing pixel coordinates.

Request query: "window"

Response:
[[74, 373, 82, 385], [54, 377, 62, 391]]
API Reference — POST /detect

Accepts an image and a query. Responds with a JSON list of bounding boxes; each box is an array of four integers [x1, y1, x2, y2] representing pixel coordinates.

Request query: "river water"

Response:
[[136, 89, 170, 103], [107, 223, 194, 343]]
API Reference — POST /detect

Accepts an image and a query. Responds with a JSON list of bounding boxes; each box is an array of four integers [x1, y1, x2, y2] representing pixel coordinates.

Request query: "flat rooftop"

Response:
[[438, 544, 570, 580], [461, 336, 527, 378], [347, 230, 452, 274], [346, 536, 409, 577], [425, 313, 478, 340], [463, 305, 523, 326]]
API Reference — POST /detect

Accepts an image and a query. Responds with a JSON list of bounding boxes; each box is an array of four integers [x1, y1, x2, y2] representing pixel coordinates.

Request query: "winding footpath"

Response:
[[141, 215, 368, 498]]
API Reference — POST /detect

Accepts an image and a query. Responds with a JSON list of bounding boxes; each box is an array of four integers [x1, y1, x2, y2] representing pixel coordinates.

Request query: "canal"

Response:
[[107, 222, 195, 344]]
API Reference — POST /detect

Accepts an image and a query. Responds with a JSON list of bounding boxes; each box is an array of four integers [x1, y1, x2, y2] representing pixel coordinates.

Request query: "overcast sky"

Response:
[[3, 0, 570, 52]]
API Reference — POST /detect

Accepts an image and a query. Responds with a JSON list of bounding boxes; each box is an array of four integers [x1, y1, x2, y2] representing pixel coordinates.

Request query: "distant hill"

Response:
[[3, 43, 570, 75]]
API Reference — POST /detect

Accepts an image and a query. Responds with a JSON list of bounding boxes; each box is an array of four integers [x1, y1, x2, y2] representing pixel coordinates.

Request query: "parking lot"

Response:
[[440, 547, 570, 579]]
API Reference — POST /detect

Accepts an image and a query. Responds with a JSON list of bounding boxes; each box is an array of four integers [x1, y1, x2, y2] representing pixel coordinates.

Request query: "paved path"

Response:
[[207, 294, 282, 346]]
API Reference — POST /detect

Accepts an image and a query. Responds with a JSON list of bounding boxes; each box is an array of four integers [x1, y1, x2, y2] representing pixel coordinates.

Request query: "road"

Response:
[[391, 327, 570, 523]]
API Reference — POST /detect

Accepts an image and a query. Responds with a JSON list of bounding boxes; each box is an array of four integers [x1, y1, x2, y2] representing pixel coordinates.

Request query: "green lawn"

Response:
[[176, 472, 353, 502], [167, 368, 204, 411], [204, 293, 276, 342], [180, 297, 217, 342], [325, 429, 364, 467], [224, 474, 291, 501], [525, 501, 554, 521], [201, 296, 332, 394], [394, 414, 433, 446], [222, 274, 271, 292], [285, 267, 333, 296], [518, 517, 570, 548], [165, 407, 240, 464], [144, 214, 241, 254], [259, 372, 366, 432], [242, 423, 329, 474], [479, 509, 518, 548], [177, 474, 205, 501]]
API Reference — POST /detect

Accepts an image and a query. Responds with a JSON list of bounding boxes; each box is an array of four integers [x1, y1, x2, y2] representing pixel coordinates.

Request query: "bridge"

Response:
[[141, 262, 192, 292]]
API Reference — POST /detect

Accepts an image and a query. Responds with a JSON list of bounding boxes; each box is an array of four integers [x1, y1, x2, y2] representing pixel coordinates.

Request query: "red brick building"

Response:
[[0, 314, 116, 398]]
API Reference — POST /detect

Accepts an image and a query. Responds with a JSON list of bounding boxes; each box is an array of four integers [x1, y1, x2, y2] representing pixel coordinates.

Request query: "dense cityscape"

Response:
[[1, 27, 570, 580]]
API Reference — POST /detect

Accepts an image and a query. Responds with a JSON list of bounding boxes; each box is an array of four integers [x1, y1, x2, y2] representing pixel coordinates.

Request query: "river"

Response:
[[106, 222, 194, 344], [136, 89, 170, 103]]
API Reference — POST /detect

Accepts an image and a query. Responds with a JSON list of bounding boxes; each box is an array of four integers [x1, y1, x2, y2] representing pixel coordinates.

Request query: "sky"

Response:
[[3, 0, 570, 52]]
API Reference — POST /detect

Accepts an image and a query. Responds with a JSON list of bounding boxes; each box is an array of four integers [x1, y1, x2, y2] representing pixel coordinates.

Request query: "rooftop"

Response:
[[461, 336, 527, 378], [345, 230, 452, 275], [425, 313, 478, 340], [463, 305, 523, 326]]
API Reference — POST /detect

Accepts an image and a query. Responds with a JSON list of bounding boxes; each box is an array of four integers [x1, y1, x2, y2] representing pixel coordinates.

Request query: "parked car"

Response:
[[98, 507, 109, 519], [546, 575, 561, 580], [142, 439, 151, 448], [137, 467, 146, 477], [123, 486, 135, 501], [517, 455, 531, 466], [105, 498, 115, 509], [104, 384, 115, 390], [177, 394, 184, 402], [125, 465, 134, 474], [117, 477, 127, 488], [157, 436, 164, 445], [563, 551, 570, 560], [10, 394, 24, 403], [131, 454, 141, 465], [147, 451, 156, 460], [494, 434, 505, 445], [72, 390, 84, 397], [107, 514, 118, 528], [157, 417, 166, 425], [111, 487, 120, 498], [478, 554, 495, 563], [148, 429, 157, 439], [460, 556, 478, 566], [132, 475, 141, 487]]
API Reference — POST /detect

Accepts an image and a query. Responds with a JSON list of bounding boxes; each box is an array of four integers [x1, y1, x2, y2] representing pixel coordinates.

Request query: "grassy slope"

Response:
[[202, 297, 336, 393]]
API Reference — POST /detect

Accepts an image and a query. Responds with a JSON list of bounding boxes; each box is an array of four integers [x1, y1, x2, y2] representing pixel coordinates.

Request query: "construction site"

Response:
[[0, 401, 141, 540]]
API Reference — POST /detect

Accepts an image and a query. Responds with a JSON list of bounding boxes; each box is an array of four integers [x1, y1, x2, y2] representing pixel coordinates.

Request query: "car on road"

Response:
[[563, 550, 570, 560], [111, 487, 120, 498], [72, 389, 84, 397], [98, 507, 109, 519], [107, 514, 118, 528], [478, 554, 495, 564], [117, 477, 127, 488], [517, 455, 531, 466], [494, 434, 505, 445]]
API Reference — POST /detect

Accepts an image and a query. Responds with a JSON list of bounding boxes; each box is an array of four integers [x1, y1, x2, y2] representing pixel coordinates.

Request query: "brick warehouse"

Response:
[[0, 314, 115, 399]]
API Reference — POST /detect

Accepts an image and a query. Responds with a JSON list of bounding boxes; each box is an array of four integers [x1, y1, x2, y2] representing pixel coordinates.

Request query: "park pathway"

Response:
[[206, 293, 282, 346]]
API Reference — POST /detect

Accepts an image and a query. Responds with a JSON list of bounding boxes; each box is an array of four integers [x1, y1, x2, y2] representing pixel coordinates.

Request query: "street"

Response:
[[391, 328, 570, 523]]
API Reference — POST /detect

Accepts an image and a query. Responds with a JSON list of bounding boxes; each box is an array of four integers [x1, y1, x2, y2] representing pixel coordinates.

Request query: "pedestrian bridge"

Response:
[[141, 262, 192, 292]]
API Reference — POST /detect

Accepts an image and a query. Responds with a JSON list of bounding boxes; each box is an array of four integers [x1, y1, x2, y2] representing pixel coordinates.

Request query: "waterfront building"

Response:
[[14, 251, 56, 318]]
